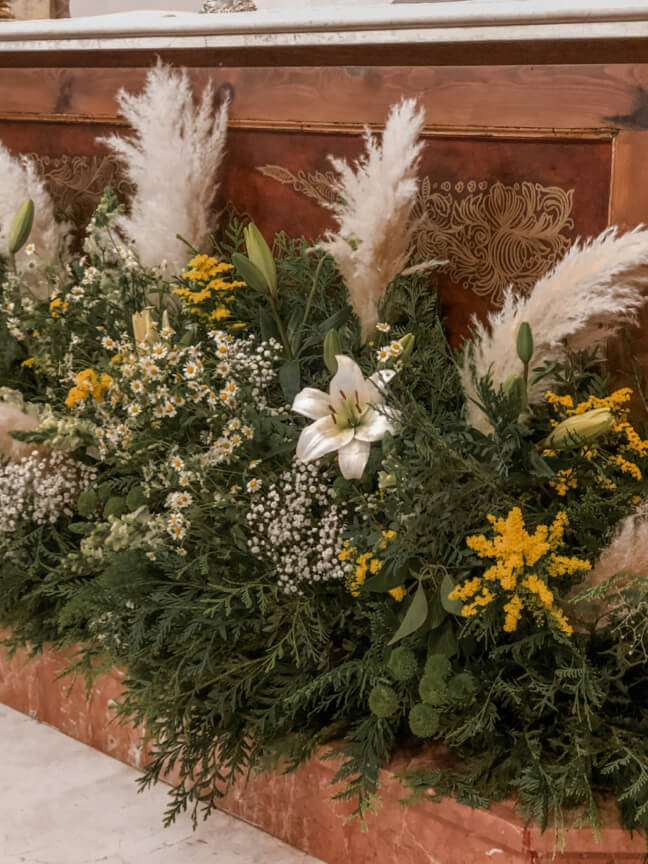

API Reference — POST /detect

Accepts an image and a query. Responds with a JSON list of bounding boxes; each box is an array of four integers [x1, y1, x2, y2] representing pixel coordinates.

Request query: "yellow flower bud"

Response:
[[546, 407, 615, 450]]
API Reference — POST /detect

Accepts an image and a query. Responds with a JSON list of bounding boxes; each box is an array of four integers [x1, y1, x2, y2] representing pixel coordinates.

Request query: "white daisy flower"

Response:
[[247, 478, 262, 492], [25, 243, 36, 256], [102, 335, 117, 351], [376, 322, 391, 333]]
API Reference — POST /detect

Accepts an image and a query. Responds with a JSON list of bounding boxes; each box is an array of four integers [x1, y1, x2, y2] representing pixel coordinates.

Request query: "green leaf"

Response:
[[318, 307, 350, 336], [440, 573, 464, 616], [428, 619, 458, 658], [388, 581, 429, 645], [259, 307, 280, 342], [364, 559, 415, 593], [529, 448, 555, 479], [279, 359, 301, 402], [232, 252, 269, 294], [68, 522, 95, 536]]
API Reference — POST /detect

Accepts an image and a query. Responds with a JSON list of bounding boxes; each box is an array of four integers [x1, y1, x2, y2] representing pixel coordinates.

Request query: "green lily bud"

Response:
[[399, 333, 416, 361], [503, 374, 528, 414], [244, 223, 277, 297], [516, 321, 534, 366], [323, 329, 341, 375], [546, 407, 615, 450], [9, 199, 35, 255]]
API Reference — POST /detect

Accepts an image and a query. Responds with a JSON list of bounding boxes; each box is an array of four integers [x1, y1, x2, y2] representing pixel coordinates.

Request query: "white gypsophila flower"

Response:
[[245, 461, 351, 595], [292, 355, 397, 480], [0, 451, 96, 535]]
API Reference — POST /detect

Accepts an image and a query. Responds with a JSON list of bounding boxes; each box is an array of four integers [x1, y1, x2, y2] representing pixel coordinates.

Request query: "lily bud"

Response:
[[9, 199, 35, 255], [161, 309, 171, 332], [503, 374, 528, 414], [323, 329, 342, 375], [516, 321, 534, 366], [546, 407, 615, 450], [244, 223, 277, 296], [399, 333, 416, 361], [132, 310, 155, 345]]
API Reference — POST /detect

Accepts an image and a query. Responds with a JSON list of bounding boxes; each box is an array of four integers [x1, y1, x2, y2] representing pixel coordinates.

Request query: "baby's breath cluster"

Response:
[[0, 450, 96, 534], [246, 461, 351, 594]]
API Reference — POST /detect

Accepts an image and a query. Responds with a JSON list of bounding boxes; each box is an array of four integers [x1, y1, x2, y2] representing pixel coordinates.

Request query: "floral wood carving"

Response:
[[28, 154, 135, 225], [257, 165, 575, 304]]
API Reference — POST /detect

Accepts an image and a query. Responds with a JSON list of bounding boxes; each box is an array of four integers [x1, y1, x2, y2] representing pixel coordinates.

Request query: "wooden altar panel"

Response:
[[0, 116, 611, 343]]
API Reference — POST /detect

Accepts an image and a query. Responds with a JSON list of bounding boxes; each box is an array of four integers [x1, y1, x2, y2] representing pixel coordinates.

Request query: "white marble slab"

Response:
[[0, 1, 648, 52], [0, 704, 321, 864]]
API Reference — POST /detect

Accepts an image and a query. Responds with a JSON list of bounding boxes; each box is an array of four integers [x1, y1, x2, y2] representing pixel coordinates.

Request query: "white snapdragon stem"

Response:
[[292, 355, 397, 480]]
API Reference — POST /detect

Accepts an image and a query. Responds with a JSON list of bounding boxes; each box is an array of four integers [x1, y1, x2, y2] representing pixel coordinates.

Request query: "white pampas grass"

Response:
[[101, 61, 229, 275], [0, 141, 66, 272], [319, 99, 441, 340], [585, 504, 648, 590], [462, 227, 648, 433], [0, 402, 41, 463]]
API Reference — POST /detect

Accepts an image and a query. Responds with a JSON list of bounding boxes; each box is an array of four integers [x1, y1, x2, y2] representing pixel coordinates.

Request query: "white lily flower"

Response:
[[292, 355, 397, 480]]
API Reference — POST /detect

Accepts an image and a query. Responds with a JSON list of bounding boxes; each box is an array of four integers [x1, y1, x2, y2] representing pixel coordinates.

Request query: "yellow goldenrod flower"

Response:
[[451, 507, 588, 637]]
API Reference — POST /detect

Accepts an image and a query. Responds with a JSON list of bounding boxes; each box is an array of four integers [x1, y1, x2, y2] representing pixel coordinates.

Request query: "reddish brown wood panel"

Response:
[[2, 64, 648, 131]]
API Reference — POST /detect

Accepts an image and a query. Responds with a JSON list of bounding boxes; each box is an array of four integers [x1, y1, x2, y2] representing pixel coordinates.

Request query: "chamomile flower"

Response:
[[376, 347, 390, 363], [178, 473, 191, 487], [389, 340, 403, 357], [228, 418, 242, 432], [183, 361, 199, 379], [166, 491, 192, 509], [153, 404, 165, 419], [376, 322, 391, 333], [216, 361, 231, 376], [213, 491, 224, 504], [164, 402, 177, 417], [247, 478, 262, 492], [170, 456, 185, 472], [131, 380, 145, 394], [168, 523, 186, 542], [151, 343, 167, 360], [102, 335, 117, 351], [127, 404, 141, 418], [249, 459, 262, 469], [25, 243, 36, 256], [242, 426, 254, 440]]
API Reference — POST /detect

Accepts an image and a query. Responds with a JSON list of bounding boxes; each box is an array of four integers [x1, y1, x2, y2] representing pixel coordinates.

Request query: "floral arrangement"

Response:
[[2, 63, 648, 840]]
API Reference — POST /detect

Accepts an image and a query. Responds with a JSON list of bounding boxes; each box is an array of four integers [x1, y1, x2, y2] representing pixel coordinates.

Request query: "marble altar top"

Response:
[[1, 1, 648, 52]]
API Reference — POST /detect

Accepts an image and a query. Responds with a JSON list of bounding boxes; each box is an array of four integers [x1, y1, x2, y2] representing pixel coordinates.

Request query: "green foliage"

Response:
[[0, 195, 647, 843]]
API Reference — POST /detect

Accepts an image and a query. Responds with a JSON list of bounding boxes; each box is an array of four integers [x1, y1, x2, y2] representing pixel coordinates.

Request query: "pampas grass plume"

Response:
[[462, 227, 648, 433], [0, 402, 42, 463], [319, 99, 441, 340], [102, 61, 229, 275]]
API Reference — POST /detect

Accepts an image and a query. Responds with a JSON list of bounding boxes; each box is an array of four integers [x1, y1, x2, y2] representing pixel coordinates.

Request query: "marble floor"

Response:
[[0, 704, 322, 864]]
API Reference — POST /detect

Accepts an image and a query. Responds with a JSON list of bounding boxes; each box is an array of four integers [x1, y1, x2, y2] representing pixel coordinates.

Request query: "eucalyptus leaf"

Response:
[[440, 572, 464, 616], [388, 581, 429, 645]]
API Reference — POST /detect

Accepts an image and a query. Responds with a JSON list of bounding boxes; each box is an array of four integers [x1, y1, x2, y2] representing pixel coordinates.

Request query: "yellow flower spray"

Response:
[[450, 507, 590, 636]]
